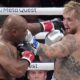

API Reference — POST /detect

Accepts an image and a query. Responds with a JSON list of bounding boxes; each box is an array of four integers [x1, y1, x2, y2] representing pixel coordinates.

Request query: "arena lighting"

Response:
[[0, 7, 64, 15], [28, 63, 54, 70]]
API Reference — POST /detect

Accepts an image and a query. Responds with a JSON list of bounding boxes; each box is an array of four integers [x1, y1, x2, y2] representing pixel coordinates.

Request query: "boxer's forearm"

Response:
[[27, 18, 65, 35], [37, 44, 53, 59], [27, 23, 42, 35]]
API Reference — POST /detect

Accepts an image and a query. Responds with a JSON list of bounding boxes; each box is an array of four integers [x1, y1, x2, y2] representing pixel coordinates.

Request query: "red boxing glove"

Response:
[[40, 18, 65, 33], [21, 51, 35, 64], [40, 20, 54, 32]]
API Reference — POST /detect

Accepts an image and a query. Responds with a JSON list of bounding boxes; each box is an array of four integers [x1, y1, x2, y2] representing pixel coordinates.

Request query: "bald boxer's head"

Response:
[[1, 15, 28, 45]]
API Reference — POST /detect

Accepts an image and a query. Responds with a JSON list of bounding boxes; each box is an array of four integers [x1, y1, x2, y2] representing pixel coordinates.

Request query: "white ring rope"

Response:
[[28, 63, 54, 70], [0, 7, 64, 15]]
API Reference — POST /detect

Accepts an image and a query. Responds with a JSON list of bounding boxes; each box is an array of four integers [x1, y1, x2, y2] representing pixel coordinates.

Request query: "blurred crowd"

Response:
[[0, 0, 74, 27], [0, 0, 80, 23], [0, 0, 71, 7]]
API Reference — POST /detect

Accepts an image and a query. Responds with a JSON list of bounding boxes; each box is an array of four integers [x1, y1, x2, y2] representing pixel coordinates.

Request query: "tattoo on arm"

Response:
[[37, 35, 78, 59], [37, 44, 50, 62], [62, 35, 78, 55], [51, 35, 78, 57]]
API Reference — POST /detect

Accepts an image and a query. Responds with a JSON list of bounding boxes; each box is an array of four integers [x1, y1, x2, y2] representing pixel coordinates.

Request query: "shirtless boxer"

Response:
[[0, 15, 35, 80], [29, 1, 80, 80]]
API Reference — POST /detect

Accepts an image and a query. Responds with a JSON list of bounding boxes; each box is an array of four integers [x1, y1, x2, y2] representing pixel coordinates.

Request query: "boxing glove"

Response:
[[25, 30, 33, 43], [21, 51, 35, 64], [17, 41, 37, 55], [25, 30, 40, 49], [40, 18, 65, 33], [45, 30, 64, 45]]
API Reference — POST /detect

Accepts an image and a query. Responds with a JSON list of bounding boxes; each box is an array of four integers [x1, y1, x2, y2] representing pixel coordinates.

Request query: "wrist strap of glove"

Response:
[[21, 51, 35, 65], [21, 58, 30, 65], [30, 38, 40, 49], [21, 57, 31, 65]]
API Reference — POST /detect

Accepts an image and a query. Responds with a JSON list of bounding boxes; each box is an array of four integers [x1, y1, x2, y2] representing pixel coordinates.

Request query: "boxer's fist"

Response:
[[17, 42, 37, 54], [45, 30, 64, 45], [21, 51, 35, 64], [40, 18, 65, 33], [25, 30, 40, 49], [25, 30, 33, 43], [40, 20, 53, 32]]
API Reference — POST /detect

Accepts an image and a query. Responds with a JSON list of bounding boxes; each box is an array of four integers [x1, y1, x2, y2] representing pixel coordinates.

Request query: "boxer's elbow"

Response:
[[9, 69, 26, 78], [9, 64, 28, 78]]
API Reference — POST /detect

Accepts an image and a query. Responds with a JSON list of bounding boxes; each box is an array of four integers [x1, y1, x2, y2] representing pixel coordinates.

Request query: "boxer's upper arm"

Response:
[[50, 35, 77, 58], [27, 23, 41, 35]]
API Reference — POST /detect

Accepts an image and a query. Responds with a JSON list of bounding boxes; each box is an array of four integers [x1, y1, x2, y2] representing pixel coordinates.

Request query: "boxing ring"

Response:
[[0, 7, 63, 71], [0, 7, 64, 15]]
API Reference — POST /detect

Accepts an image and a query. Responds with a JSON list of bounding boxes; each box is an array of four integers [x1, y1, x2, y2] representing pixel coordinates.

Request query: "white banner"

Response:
[[0, 7, 64, 15], [28, 63, 54, 70]]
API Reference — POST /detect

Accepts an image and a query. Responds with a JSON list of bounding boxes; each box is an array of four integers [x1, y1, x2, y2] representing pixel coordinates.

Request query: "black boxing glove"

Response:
[[17, 41, 37, 55]]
